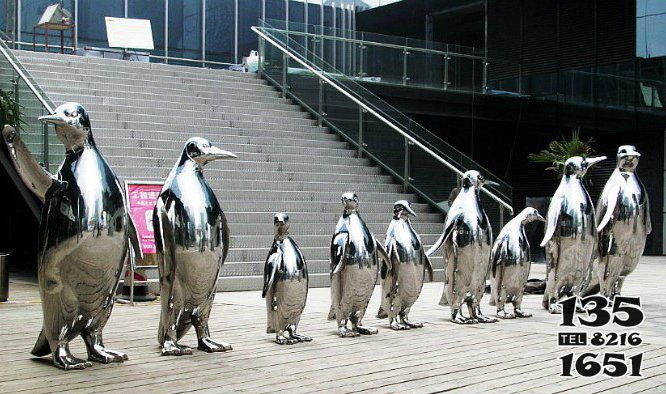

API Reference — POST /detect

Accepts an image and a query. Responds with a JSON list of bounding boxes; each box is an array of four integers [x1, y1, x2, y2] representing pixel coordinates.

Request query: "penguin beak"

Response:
[[39, 112, 67, 125], [484, 180, 500, 187], [203, 146, 237, 161], [536, 213, 546, 222], [620, 149, 641, 158], [585, 156, 607, 168], [404, 205, 417, 217]]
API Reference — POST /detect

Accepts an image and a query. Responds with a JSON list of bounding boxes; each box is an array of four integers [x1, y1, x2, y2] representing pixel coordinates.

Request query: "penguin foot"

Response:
[[197, 337, 233, 352], [376, 307, 388, 319], [289, 332, 312, 342], [403, 320, 424, 329], [476, 315, 500, 323], [275, 335, 298, 345], [548, 303, 563, 314], [514, 309, 532, 318], [497, 310, 515, 319], [451, 315, 477, 324], [87, 346, 128, 363], [355, 326, 378, 335], [54, 352, 93, 370], [389, 321, 410, 330], [161, 340, 193, 356], [337, 327, 360, 337]]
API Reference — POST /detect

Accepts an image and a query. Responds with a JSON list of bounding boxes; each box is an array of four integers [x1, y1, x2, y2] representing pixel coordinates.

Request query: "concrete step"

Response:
[[226, 221, 441, 236], [227, 232, 443, 249], [224, 211, 442, 224]]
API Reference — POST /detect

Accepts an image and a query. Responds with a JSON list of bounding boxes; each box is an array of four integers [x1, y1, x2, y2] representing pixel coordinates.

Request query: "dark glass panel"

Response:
[[205, 0, 235, 64], [238, 0, 261, 59], [128, 0, 165, 57]]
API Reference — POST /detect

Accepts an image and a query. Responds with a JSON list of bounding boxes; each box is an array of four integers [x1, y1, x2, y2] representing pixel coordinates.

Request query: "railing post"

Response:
[[444, 52, 450, 90], [403, 137, 412, 192], [402, 47, 409, 86], [358, 106, 364, 158], [318, 78, 325, 127], [483, 59, 488, 94], [282, 52, 288, 98], [518, 63, 523, 94], [257, 37, 264, 79]]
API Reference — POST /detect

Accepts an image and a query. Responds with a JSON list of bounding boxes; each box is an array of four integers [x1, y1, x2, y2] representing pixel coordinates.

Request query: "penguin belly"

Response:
[[449, 243, 490, 301], [274, 277, 307, 330], [395, 263, 424, 310], [173, 250, 221, 309], [551, 237, 595, 294], [341, 264, 378, 314], [498, 263, 530, 302]]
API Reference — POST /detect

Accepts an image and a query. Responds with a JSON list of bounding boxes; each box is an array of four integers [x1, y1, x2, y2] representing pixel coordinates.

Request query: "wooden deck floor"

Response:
[[1, 259, 666, 393]]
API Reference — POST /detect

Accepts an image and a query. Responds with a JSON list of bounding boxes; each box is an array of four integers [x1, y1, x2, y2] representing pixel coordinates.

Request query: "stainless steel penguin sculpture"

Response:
[[328, 192, 389, 337], [427, 170, 499, 324], [377, 200, 434, 330], [1, 102, 142, 370], [541, 155, 606, 313], [587, 146, 651, 299], [262, 213, 312, 345], [153, 137, 236, 356], [489, 207, 545, 319]]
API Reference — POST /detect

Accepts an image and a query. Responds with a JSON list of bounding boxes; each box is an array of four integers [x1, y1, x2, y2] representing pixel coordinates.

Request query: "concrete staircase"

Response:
[[13, 49, 445, 291]]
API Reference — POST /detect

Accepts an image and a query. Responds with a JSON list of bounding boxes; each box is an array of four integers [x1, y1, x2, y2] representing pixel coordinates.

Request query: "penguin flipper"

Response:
[[153, 201, 176, 343], [1, 125, 57, 202], [221, 213, 231, 264], [540, 194, 564, 247], [597, 184, 621, 233], [330, 232, 348, 275], [375, 236, 390, 265], [31, 329, 50, 357], [422, 249, 434, 282], [427, 217, 457, 257], [127, 214, 144, 267], [380, 238, 395, 280], [262, 244, 280, 298]]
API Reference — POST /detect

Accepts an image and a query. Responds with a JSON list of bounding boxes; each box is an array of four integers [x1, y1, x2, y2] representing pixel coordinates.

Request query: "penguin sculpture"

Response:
[[489, 207, 545, 319], [1, 103, 142, 370], [587, 145, 651, 299], [328, 192, 389, 337], [377, 200, 434, 330], [427, 170, 499, 324], [262, 213, 312, 345], [153, 137, 236, 356], [540, 155, 606, 313]]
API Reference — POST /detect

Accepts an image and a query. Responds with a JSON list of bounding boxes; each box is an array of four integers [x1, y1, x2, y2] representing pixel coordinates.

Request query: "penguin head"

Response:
[[616, 145, 640, 172], [460, 170, 499, 192], [39, 102, 92, 151], [518, 207, 545, 224], [563, 156, 606, 178], [341, 192, 359, 212], [273, 213, 290, 240], [393, 200, 416, 220], [182, 137, 237, 167]]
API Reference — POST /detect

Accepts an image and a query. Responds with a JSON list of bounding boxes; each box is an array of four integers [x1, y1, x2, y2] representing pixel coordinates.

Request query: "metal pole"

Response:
[[74, 0, 78, 51], [444, 46, 449, 90], [124, 0, 128, 17], [42, 114, 49, 171], [234, 0, 238, 63], [403, 138, 411, 192], [282, 52, 287, 98], [332, 1, 336, 69], [358, 106, 364, 157], [318, 78, 324, 126], [257, 37, 264, 78], [202, 0, 206, 67], [164, 0, 169, 63], [402, 45, 409, 85], [483, 59, 488, 94]]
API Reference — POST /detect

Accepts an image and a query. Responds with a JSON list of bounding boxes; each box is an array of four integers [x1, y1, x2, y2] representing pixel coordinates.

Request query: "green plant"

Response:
[[528, 130, 595, 176], [0, 88, 22, 128]]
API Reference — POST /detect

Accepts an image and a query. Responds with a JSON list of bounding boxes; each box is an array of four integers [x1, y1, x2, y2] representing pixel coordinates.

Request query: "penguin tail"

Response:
[[327, 305, 336, 321], [31, 330, 50, 357]]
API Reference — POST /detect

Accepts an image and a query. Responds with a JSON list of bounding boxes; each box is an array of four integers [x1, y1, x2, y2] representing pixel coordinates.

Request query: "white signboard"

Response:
[[105, 17, 154, 50]]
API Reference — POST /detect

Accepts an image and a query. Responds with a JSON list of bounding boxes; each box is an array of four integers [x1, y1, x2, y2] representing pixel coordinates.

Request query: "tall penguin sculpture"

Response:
[[153, 137, 236, 356], [1, 103, 142, 369], [328, 192, 389, 337], [262, 213, 312, 345], [377, 200, 434, 330], [541, 155, 606, 313], [427, 170, 499, 324], [586, 145, 650, 299]]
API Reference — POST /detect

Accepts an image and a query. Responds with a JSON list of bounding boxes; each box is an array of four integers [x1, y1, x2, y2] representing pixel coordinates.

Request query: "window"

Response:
[[168, 0, 202, 61], [238, 0, 261, 60], [21, 0, 75, 50], [128, 0, 165, 57], [205, 0, 235, 64], [77, 0, 123, 48]]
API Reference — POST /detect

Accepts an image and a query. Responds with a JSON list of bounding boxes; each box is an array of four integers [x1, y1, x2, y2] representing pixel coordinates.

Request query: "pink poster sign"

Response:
[[126, 182, 163, 255]]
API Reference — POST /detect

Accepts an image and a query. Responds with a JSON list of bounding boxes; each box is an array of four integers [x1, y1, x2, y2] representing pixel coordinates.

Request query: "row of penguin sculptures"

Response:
[[1, 102, 649, 370]]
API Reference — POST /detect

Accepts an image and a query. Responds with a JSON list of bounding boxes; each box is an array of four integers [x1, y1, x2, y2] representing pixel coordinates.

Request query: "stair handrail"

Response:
[[252, 25, 513, 214]]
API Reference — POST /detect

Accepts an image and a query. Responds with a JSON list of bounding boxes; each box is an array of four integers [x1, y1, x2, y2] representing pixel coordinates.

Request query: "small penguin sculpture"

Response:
[[489, 207, 545, 319], [1, 103, 142, 369], [587, 145, 651, 299], [153, 137, 236, 356], [328, 192, 389, 337], [427, 170, 499, 324], [262, 213, 312, 345], [377, 200, 434, 330], [541, 155, 606, 313]]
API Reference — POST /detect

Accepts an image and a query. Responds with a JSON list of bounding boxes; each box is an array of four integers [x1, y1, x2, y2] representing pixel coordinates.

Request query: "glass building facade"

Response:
[[1, 0, 358, 65]]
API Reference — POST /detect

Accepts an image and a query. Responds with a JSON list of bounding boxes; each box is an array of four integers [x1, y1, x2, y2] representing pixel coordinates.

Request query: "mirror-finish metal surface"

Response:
[[489, 207, 545, 319], [427, 170, 499, 324], [2, 103, 139, 370], [262, 213, 312, 345], [377, 200, 433, 330], [153, 137, 236, 356], [328, 193, 388, 337], [540, 156, 606, 313], [590, 146, 651, 299]]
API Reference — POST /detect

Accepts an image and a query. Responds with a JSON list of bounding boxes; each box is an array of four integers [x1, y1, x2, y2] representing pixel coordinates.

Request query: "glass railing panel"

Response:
[[322, 80, 359, 142], [406, 50, 446, 89], [408, 147, 457, 212], [362, 41, 404, 86], [362, 111, 404, 179]]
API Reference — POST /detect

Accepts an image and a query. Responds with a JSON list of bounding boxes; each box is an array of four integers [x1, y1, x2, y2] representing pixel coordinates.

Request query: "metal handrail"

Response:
[[253, 25, 513, 213], [0, 39, 53, 113]]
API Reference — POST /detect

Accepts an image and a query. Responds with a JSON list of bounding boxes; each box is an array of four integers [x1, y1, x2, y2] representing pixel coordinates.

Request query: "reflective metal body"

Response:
[[1, 103, 142, 370], [153, 137, 236, 356], [489, 207, 545, 319], [589, 146, 651, 299], [541, 156, 606, 313], [377, 200, 433, 329], [427, 170, 499, 324], [262, 213, 312, 344], [328, 193, 388, 337]]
